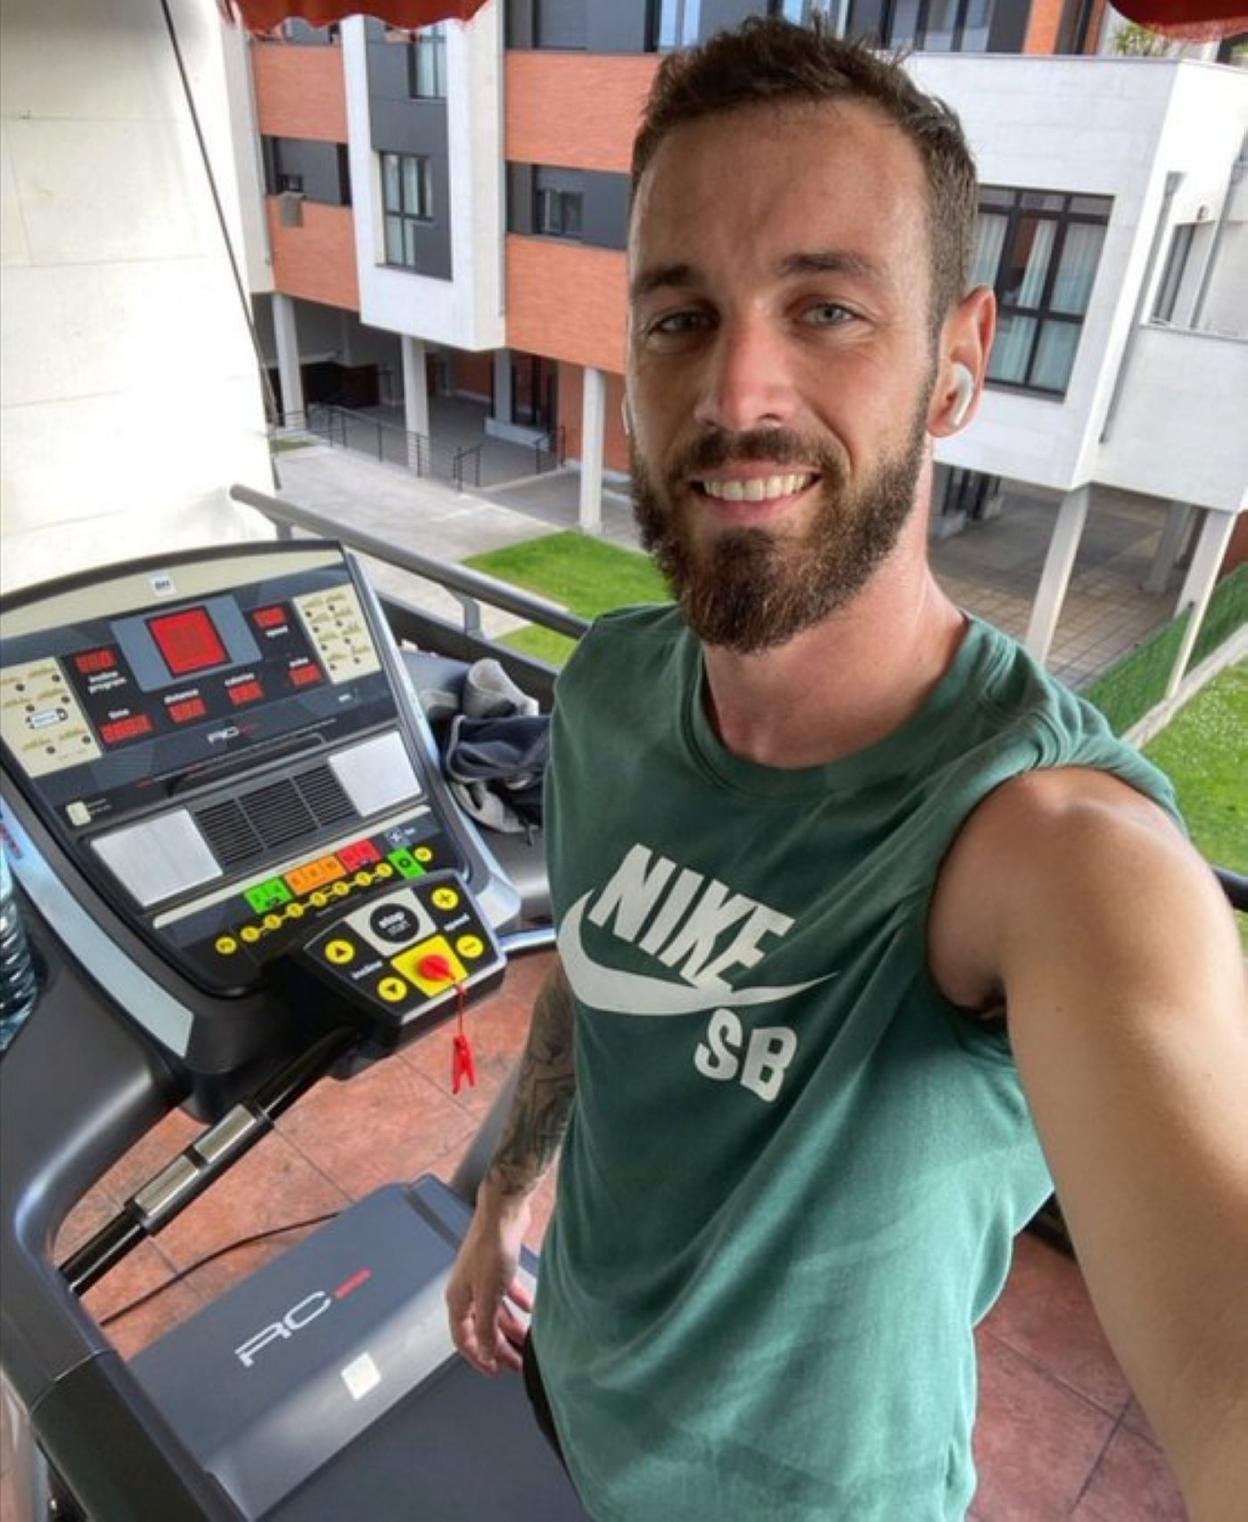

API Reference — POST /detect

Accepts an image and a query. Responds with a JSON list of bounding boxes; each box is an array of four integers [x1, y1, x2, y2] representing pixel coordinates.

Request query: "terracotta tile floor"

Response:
[[2, 948, 1185, 1521]]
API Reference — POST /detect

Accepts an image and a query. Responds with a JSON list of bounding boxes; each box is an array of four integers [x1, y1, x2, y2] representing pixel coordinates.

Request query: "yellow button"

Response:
[[431, 887, 459, 911], [377, 976, 408, 1004], [263, 913, 282, 931], [311, 891, 329, 908], [285, 902, 305, 919], [215, 935, 238, 956], [414, 847, 433, 864], [456, 934, 484, 960], [391, 935, 468, 995], [325, 939, 355, 966], [375, 863, 395, 879], [354, 871, 373, 887], [240, 925, 261, 944], [331, 881, 350, 898]]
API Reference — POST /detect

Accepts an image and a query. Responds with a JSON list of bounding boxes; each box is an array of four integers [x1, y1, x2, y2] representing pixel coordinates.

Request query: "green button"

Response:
[[245, 877, 294, 914], [387, 847, 426, 881]]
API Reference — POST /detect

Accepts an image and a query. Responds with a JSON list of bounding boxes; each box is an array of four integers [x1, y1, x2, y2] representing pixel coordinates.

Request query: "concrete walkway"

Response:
[[270, 442, 556, 638]]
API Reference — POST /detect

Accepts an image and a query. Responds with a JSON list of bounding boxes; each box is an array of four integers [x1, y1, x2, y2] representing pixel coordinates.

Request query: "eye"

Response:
[[801, 302, 857, 328], [645, 309, 714, 341]]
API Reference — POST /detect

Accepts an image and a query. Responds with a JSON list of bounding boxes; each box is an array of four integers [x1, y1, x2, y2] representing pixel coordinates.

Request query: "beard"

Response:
[[631, 407, 929, 655]]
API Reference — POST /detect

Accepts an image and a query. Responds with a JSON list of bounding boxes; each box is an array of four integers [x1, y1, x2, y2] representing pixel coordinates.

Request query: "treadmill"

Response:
[[0, 541, 587, 1520]]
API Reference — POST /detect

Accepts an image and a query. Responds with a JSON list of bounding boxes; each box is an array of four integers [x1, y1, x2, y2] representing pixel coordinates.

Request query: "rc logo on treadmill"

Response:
[[233, 1268, 373, 1369]]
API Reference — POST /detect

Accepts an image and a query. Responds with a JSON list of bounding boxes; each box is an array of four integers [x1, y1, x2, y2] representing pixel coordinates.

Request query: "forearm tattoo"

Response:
[[486, 961, 577, 1201]]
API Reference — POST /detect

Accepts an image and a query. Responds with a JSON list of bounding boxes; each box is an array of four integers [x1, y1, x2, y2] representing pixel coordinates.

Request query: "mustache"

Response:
[[666, 429, 846, 484]]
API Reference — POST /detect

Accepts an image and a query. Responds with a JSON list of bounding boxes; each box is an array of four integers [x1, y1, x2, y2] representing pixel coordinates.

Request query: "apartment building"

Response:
[[244, 0, 1246, 671]]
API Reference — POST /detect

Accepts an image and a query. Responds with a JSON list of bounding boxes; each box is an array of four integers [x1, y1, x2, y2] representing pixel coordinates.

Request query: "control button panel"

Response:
[[292, 871, 504, 1041]]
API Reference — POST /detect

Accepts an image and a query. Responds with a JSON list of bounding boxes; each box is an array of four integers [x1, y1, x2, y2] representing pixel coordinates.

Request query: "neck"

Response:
[[701, 532, 966, 770]]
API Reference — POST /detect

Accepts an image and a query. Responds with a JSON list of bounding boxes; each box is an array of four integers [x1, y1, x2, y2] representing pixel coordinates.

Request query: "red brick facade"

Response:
[[506, 235, 628, 374], [252, 42, 349, 143], [506, 53, 658, 173], [266, 200, 359, 311]]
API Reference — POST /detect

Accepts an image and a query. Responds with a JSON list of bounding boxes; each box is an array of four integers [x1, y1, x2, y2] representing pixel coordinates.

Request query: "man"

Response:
[[447, 19, 1247, 1520]]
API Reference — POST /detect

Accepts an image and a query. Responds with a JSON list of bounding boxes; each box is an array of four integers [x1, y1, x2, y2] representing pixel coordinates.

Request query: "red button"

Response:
[[417, 954, 453, 982], [254, 606, 287, 629], [338, 839, 381, 870], [228, 680, 264, 706], [100, 714, 153, 745], [290, 664, 322, 687], [75, 648, 117, 675], [168, 697, 207, 723]]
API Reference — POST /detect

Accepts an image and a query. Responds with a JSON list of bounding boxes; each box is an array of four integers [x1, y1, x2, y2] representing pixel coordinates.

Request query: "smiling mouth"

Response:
[[692, 473, 820, 503]]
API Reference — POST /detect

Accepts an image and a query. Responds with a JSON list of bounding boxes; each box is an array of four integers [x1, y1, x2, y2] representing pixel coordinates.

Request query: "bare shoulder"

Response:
[[928, 765, 1231, 1010]]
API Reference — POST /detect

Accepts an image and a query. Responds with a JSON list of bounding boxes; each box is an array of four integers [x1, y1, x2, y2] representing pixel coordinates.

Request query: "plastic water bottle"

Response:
[[0, 843, 39, 1054]]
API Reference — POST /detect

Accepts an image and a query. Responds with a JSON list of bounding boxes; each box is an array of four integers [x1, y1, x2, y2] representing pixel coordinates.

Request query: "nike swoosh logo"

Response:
[[557, 892, 836, 1016]]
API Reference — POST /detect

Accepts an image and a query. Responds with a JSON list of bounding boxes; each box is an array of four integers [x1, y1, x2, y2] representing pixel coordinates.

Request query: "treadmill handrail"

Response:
[[229, 484, 591, 640]]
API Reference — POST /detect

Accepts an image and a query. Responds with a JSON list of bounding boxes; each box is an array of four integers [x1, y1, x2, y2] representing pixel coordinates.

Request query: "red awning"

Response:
[[219, 1, 489, 31], [1111, 1, 1247, 39]]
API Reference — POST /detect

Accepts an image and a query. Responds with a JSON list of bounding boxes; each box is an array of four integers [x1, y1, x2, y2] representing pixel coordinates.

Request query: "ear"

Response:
[[929, 285, 996, 438]]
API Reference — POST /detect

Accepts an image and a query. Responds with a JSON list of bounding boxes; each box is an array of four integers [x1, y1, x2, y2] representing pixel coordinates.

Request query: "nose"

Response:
[[692, 315, 799, 435]]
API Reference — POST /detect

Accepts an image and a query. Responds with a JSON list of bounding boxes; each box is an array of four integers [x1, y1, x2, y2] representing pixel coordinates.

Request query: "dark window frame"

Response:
[[407, 24, 448, 99], [535, 187, 583, 238], [1152, 223, 1195, 324], [381, 151, 434, 271], [975, 185, 1112, 399], [863, 0, 995, 52]]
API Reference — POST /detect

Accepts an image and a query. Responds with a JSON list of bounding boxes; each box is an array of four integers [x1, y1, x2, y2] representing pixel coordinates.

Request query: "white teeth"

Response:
[[701, 474, 813, 502]]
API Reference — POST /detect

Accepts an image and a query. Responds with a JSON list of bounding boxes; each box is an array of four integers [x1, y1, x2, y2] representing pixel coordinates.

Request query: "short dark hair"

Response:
[[630, 17, 979, 330]]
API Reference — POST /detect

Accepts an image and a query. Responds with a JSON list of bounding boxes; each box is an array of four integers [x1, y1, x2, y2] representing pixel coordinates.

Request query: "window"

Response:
[[1152, 224, 1195, 324], [973, 187, 1111, 397], [382, 153, 433, 269], [408, 24, 447, 98], [652, 0, 701, 49], [854, 0, 995, 52], [534, 168, 584, 238]]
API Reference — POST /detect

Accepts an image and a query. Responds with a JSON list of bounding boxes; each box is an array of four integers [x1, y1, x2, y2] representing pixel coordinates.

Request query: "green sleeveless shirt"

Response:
[[532, 606, 1177, 1522]]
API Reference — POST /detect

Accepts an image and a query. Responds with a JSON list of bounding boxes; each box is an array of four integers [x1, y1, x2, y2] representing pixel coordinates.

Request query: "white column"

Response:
[[1024, 485, 1091, 665], [1165, 508, 1237, 698], [401, 335, 429, 472], [272, 293, 304, 427], [1143, 501, 1193, 598], [579, 365, 606, 536], [493, 348, 513, 425]]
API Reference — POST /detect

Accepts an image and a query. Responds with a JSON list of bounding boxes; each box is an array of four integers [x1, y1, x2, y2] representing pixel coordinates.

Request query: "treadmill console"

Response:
[[0, 543, 519, 1092]]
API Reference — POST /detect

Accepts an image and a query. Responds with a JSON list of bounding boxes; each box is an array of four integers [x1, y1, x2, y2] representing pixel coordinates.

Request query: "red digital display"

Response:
[[148, 608, 228, 677], [75, 648, 117, 675], [168, 697, 207, 724], [290, 663, 322, 687], [100, 714, 153, 745], [254, 606, 287, 629], [228, 680, 264, 707], [338, 839, 381, 871]]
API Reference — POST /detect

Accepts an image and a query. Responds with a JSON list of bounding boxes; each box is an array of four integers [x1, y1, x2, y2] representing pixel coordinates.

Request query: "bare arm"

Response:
[[933, 768, 1248, 1520], [446, 959, 577, 1374], [480, 957, 578, 1207]]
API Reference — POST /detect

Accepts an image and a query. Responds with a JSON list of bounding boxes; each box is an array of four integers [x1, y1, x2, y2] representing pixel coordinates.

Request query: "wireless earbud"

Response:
[[949, 364, 976, 428], [620, 398, 633, 438]]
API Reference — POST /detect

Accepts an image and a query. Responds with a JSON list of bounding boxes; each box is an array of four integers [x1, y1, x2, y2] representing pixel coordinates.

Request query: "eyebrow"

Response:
[[630, 249, 884, 304]]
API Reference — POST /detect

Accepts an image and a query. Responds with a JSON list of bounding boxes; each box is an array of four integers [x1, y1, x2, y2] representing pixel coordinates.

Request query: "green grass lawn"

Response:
[[465, 530, 670, 667], [1143, 660, 1246, 946]]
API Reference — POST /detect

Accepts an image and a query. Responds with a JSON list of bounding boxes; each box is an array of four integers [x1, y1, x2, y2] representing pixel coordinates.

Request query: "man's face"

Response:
[[628, 99, 939, 653]]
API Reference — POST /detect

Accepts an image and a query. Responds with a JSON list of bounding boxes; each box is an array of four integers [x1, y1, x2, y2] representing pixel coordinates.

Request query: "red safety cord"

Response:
[[415, 953, 475, 1095]]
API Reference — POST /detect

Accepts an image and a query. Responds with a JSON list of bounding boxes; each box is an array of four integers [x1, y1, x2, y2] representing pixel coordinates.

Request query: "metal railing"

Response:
[[305, 402, 431, 477], [452, 442, 483, 493], [229, 483, 588, 708]]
